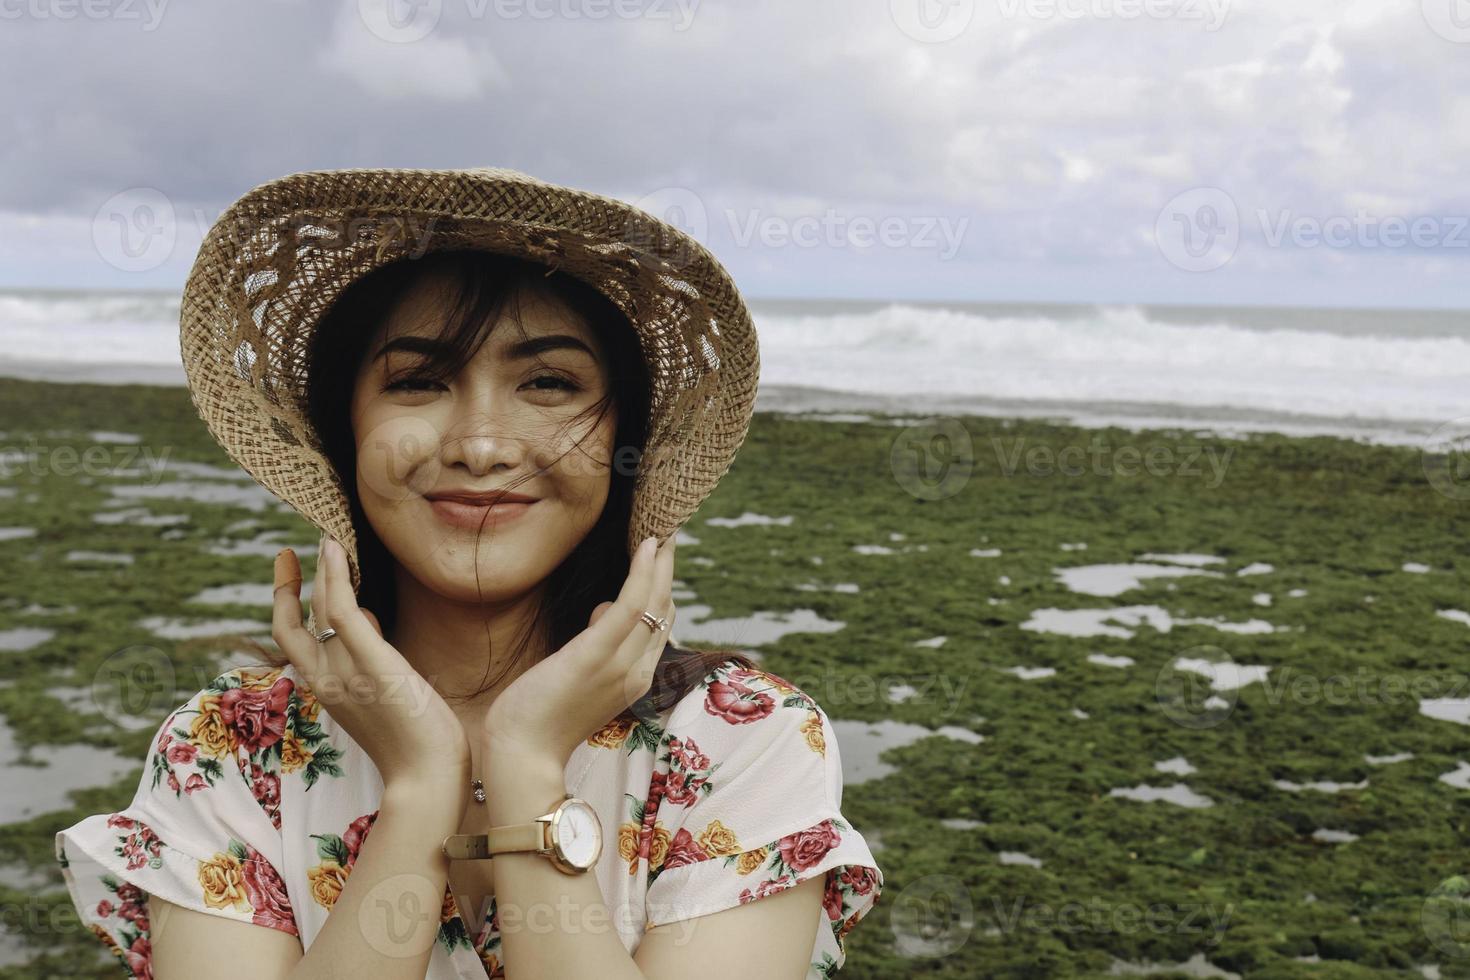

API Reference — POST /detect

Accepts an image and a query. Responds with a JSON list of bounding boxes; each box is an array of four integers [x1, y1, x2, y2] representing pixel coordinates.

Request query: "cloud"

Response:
[[0, 0, 1465, 303]]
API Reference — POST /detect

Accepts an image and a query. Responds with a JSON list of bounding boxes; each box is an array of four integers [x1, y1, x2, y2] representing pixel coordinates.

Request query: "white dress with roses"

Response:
[[54, 656, 884, 979]]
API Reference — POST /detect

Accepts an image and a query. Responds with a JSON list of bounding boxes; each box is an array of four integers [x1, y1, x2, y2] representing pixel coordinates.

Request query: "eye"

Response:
[[383, 375, 444, 393], [526, 374, 581, 394]]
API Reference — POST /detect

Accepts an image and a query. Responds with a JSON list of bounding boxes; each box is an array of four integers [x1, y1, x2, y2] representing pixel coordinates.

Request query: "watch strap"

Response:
[[441, 798, 569, 861], [487, 821, 549, 854]]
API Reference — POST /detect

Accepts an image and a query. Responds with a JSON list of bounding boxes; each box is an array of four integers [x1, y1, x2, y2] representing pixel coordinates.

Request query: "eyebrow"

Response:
[[372, 333, 598, 364]]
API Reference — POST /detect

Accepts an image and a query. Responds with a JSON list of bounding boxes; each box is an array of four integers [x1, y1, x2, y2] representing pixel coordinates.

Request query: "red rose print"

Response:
[[250, 762, 282, 828], [218, 676, 293, 753], [661, 770, 703, 807], [121, 826, 163, 871], [166, 770, 180, 794], [342, 811, 379, 869], [823, 872, 845, 920], [116, 883, 143, 905], [106, 814, 136, 830], [96, 899, 114, 917], [669, 736, 710, 772], [777, 820, 841, 873], [123, 935, 151, 980], [637, 776, 665, 860], [164, 740, 198, 767], [703, 676, 775, 725], [661, 828, 710, 870], [117, 898, 148, 929], [839, 865, 877, 896], [739, 876, 796, 904], [182, 773, 207, 795], [241, 846, 298, 936]]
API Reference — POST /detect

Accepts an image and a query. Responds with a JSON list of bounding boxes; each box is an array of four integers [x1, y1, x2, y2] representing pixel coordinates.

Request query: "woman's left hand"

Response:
[[481, 533, 676, 777]]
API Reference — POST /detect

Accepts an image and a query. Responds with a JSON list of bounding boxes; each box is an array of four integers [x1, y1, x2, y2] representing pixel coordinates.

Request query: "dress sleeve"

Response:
[[54, 665, 301, 978], [641, 659, 883, 978]]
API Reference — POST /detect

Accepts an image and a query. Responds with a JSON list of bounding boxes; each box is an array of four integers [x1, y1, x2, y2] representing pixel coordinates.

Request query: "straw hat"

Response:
[[178, 167, 760, 595]]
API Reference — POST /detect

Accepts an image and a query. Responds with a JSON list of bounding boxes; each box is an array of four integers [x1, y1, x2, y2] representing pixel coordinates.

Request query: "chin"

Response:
[[420, 547, 554, 600]]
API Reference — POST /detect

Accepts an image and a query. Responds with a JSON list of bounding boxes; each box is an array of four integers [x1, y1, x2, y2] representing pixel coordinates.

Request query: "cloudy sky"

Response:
[[2, 0, 1467, 307]]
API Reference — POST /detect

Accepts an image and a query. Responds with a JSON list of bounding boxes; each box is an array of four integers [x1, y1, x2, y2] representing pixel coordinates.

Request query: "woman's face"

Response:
[[349, 269, 617, 604]]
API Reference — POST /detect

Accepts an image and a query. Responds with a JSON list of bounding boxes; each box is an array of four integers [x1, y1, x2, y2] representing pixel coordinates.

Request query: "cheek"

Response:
[[547, 418, 617, 506], [353, 408, 444, 504]]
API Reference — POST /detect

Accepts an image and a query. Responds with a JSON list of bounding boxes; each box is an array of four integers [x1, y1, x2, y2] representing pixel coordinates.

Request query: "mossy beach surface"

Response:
[[1, 375, 1468, 979]]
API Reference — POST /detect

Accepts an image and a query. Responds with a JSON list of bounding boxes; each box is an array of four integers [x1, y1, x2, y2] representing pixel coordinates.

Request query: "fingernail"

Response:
[[642, 535, 656, 556]]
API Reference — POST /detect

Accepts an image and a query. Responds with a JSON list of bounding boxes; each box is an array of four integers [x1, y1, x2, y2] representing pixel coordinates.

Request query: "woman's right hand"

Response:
[[272, 536, 472, 803]]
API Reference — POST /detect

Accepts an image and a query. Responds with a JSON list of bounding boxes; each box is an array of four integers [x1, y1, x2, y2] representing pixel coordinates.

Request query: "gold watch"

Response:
[[441, 793, 603, 875]]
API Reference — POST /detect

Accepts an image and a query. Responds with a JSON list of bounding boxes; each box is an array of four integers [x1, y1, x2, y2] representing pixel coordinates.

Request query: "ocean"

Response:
[[1, 289, 1466, 447]]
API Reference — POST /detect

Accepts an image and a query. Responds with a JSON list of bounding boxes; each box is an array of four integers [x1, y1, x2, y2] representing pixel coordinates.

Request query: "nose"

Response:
[[443, 427, 527, 476]]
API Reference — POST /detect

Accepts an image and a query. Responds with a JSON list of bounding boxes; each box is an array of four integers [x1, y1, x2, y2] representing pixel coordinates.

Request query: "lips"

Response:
[[425, 490, 539, 506], [426, 495, 538, 531]]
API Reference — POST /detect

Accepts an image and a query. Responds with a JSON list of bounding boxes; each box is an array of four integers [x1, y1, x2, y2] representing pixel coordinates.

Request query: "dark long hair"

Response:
[[237, 248, 754, 724]]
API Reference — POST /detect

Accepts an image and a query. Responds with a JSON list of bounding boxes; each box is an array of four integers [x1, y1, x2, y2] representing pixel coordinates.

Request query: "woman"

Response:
[[54, 168, 883, 980]]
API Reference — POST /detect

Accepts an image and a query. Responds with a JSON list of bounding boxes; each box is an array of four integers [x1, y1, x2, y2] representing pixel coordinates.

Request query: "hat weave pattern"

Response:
[[180, 168, 759, 594]]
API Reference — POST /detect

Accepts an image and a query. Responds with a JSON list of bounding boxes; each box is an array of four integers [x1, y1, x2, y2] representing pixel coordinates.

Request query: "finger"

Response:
[[309, 536, 328, 634], [588, 600, 614, 629], [580, 536, 660, 654], [360, 606, 384, 639], [618, 536, 675, 661], [272, 549, 314, 676], [320, 536, 392, 661], [642, 537, 677, 647], [273, 549, 303, 630]]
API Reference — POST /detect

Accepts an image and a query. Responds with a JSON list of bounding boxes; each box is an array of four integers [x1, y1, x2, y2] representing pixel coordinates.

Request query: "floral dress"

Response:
[[55, 656, 884, 979]]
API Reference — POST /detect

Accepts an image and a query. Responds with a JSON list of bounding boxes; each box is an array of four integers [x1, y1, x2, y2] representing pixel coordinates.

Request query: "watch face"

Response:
[[555, 799, 602, 868]]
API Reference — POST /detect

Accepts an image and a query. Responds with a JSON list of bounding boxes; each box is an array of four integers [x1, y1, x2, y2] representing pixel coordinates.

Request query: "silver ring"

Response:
[[312, 626, 338, 643], [639, 611, 668, 632]]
